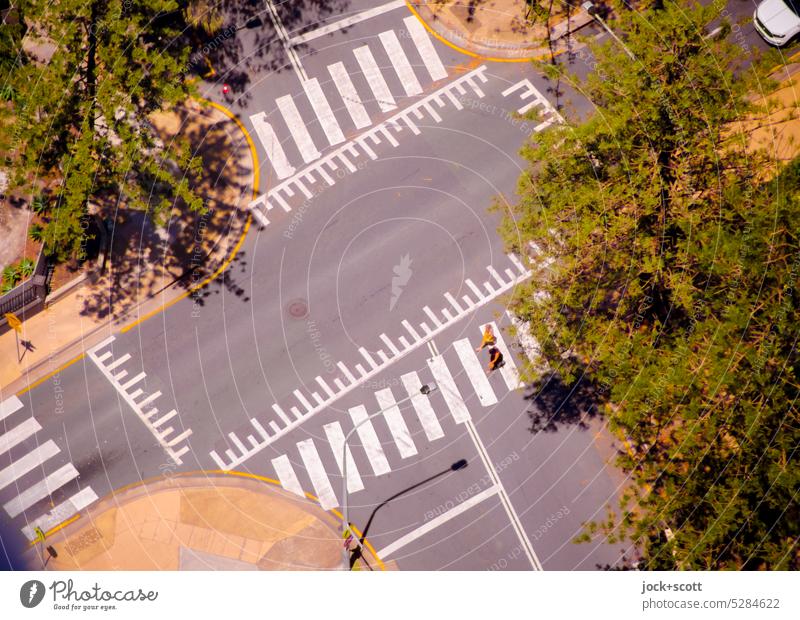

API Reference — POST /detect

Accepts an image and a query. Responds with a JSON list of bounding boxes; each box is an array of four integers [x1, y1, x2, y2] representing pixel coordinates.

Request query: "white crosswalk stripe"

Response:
[[403, 15, 448, 81], [379, 30, 423, 97], [3, 462, 79, 518], [303, 77, 346, 146], [427, 354, 470, 423], [0, 417, 42, 457], [323, 421, 364, 493], [250, 112, 296, 180], [0, 395, 23, 421], [401, 371, 444, 441], [374, 388, 417, 458], [0, 440, 59, 491], [272, 454, 305, 497], [354, 45, 397, 112], [21, 487, 98, 541], [329, 61, 371, 129], [276, 94, 322, 164], [348, 405, 391, 476], [296, 438, 338, 510], [481, 322, 523, 390], [453, 338, 498, 407]]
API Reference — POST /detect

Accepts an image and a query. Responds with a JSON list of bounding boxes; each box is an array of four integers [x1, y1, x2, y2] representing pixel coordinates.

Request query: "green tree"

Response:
[[10, 0, 203, 262], [501, 1, 799, 569]]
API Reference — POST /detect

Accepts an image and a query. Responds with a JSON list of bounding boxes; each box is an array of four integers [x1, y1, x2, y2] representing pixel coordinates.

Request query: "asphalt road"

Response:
[[3, 0, 793, 571]]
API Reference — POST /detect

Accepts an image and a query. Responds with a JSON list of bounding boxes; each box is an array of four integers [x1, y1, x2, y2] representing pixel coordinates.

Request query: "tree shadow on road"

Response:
[[523, 370, 602, 433]]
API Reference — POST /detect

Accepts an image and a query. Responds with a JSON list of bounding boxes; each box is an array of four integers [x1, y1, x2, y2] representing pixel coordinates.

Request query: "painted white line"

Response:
[[269, 421, 281, 435], [323, 421, 364, 493], [487, 265, 506, 287], [0, 440, 59, 491], [113, 370, 128, 382], [508, 252, 527, 273], [506, 310, 542, 364], [290, 406, 304, 421], [0, 395, 23, 422], [316, 376, 336, 398], [354, 45, 396, 112], [120, 372, 146, 391], [138, 391, 162, 408], [152, 409, 178, 428], [87, 336, 115, 356], [128, 388, 144, 400], [293, 389, 314, 412], [312, 391, 325, 405], [297, 438, 338, 510], [289, 0, 406, 45], [349, 405, 391, 476], [453, 338, 498, 407], [380, 333, 400, 356], [272, 404, 291, 425], [398, 335, 411, 349], [166, 429, 192, 447], [378, 485, 500, 558], [303, 77, 346, 146], [465, 419, 542, 570], [427, 355, 470, 423], [104, 353, 131, 372], [21, 486, 98, 541], [0, 417, 42, 458], [264, 0, 308, 81], [272, 454, 305, 497], [482, 322, 523, 390], [379, 30, 422, 96], [329, 62, 372, 130], [401, 371, 444, 441], [423, 305, 443, 327], [402, 320, 421, 341], [403, 15, 448, 81], [251, 419, 270, 441], [337, 361, 357, 384], [466, 278, 485, 300], [250, 112, 296, 179], [276, 94, 321, 164], [444, 292, 464, 314], [375, 388, 417, 458], [4, 462, 79, 518]]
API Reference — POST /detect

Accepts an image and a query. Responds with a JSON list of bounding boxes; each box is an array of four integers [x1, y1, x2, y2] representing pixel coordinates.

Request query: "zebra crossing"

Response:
[[263, 321, 525, 511], [209, 253, 533, 471], [0, 394, 99, 541], [87, 337, 193, 466]]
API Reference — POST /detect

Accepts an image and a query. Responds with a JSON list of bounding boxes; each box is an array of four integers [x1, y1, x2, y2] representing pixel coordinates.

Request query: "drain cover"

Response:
[[287, 299, 309, 319]]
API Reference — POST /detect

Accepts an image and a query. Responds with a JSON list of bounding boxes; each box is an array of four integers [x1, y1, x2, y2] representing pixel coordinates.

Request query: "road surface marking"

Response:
[[377, 485, 500, 558], [138, 391, 162, 408], [464, 419, 542, 570], [337, 361, 357, 384], [250, 112, 295, 179], [402, 320, 421, 341], [4, 462, 79, 518], [272, 454, 305, 497], [0, 440, 59, 491], [316, 376, 336, 398], [481, 322, 523, 390], [375, 388, 417, 458], [289, 0, 406, 45], [349, 405, 391, 476], [453, 338, 498, 406], [293, 389, 314, 412], [120, 372, 146, 391], [324, 421, 365, 493], [0, 417, 42, 458], [403, 15, 448, 81], [465, 278, 485, 300], [444, 292, 463, 314], [401, 371, 444, 441], [379, 30, 422, 96], [276, 94, 321, 164], [423, 305, 443, 327], [506, 310, 542, 364], [0, 395, 23, 422], [297, 438, 338, 510], [427, 355, 470, 423], [329, 62, 372, 130], [380, 333, 401, 356], [21, 487, 99, 541], [264, 0, 308, 81], [303, 77, 346, 146], [104, 353, 131, 371], [354, 45, 396, 112]]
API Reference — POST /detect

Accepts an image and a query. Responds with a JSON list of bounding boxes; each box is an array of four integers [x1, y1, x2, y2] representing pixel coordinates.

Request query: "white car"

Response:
[[754, 0, 800, 46]]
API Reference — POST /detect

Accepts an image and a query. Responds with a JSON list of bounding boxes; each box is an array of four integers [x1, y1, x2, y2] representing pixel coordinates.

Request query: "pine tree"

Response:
[[502, 1, 799, 569]]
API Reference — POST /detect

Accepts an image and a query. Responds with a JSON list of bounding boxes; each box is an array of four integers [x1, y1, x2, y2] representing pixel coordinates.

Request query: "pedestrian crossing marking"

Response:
[[4, 462, 79, 518], [276, 94, 322, 164], [250, 111, 296, 180], [329, 61, 372, 129], [297, 438, 338, 510], [0, 417, 42, 458], [403, 15, 448, 81], [272, 454, 305, 497], [375, 388, 417, 458], [427, 355, 470, 423], [21, 487, 99, 542], [0, 440, 59, 491], [453, 338, 498, 407], [0, 395, 23, 422], [303, 77, 346, 146], [324, 421, 365, 494], [481, 322, 524, 390], [379, 30, 423, 97], [349, 405, 391, 476], [401, 371, 444, 441], [354, 45, 397, 112]]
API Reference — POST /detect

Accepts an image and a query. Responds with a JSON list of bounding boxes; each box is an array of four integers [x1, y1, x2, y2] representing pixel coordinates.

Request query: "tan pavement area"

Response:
[[27, 474, 379, 571], [0, 99, 252, 396]]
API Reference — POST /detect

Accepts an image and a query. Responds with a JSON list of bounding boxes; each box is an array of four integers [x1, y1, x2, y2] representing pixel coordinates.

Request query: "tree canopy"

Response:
[[502, 1, 799, 569]]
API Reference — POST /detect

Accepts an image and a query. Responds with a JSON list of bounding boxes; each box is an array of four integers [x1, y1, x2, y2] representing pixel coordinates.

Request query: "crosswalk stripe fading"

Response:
[[250, 112, 296, 179], [329, 61, 372, 129], [272, 454, 305, 497], [21, 486, 98, 541]]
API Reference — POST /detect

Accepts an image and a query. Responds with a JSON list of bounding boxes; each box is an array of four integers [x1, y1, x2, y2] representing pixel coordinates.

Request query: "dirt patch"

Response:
[[0, 202, 31, 272]]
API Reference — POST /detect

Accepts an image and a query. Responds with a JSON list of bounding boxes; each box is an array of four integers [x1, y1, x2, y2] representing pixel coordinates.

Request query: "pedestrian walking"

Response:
[[475, 324, 496, 352], [486, 346, 504, 374]]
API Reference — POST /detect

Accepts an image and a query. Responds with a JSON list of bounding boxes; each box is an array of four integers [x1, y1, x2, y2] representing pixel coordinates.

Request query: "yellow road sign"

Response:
[[4, 312, 22, 332]]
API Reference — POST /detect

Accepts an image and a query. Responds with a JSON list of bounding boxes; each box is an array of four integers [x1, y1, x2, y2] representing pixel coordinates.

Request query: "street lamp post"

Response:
[[582, 1, 636, 61], [340, 382, 437, 569]]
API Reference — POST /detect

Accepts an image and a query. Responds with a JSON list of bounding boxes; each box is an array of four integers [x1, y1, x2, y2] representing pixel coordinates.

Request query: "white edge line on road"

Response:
[[377, 485, 500, 559], [288, 0, 406, 46]]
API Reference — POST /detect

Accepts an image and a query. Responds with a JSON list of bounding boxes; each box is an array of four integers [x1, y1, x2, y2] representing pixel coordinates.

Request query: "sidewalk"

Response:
[[0, 99, 253, 396], [26, 474, 379, 571]]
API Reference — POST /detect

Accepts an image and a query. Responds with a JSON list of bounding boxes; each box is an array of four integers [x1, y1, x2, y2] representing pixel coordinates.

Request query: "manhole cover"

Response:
[[287, 299, 309, 319]]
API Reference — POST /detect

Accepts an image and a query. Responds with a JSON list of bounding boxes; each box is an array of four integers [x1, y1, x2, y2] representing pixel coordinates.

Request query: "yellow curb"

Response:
[[31, 469, 385, 571], [768, 49, 800, 76], [16, 351, 85, 397], [405, 1, 566, 63], [119, 98, 257, 334]]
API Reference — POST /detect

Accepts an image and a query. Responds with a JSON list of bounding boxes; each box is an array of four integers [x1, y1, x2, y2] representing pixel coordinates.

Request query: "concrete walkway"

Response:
[[26, 474, 377, 571]]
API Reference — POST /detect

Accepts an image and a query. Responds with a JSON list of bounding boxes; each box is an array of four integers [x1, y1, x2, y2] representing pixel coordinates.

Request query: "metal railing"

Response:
[[0, 247, 49, 326]]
